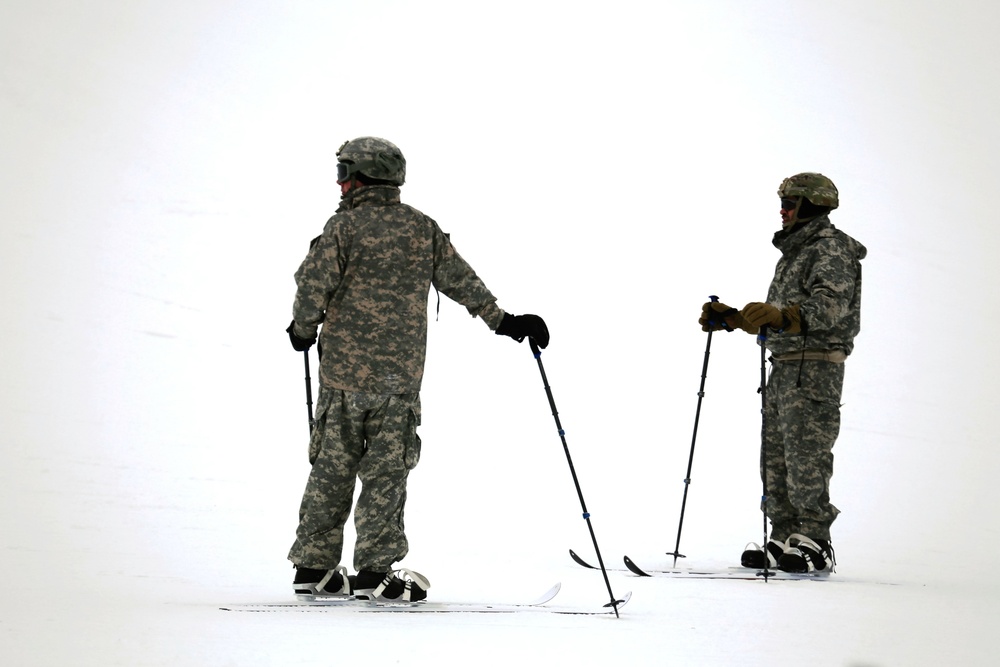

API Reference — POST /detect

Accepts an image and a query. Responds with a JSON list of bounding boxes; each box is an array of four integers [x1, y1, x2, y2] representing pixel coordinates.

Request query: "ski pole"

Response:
[[666, 294, 722, 567], [528, 338, 623, 617], [303, 350, 315, 433], [756, 325, 771, 581]]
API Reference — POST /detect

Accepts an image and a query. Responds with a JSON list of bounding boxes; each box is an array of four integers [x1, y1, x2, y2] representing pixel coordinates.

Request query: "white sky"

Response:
[[2, 2, 999, 664]]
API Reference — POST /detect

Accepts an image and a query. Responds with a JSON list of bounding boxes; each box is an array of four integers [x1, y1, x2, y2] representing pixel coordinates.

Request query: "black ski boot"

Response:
[[778, 534, 835, 573], [352, 568, 430, 602], [293, 565, 352, 597], [741, 538, 786, 569]]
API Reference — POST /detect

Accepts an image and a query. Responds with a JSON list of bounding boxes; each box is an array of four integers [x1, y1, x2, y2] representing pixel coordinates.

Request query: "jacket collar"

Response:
[[772, 214, 832, 253], [340, 185, 401, 210]]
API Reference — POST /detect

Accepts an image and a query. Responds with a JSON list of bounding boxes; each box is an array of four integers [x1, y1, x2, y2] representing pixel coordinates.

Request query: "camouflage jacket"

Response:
[[763, 214, 867, 357], [292, 185, 504, 394]]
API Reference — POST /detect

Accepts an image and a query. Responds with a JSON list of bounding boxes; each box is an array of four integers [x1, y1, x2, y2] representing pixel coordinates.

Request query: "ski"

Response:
[[623, 555, 831, 580], [572, 549, 829, 580], [221, 583, 631, 615]]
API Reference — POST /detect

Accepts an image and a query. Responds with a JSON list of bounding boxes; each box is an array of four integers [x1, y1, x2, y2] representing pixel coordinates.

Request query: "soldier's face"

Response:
[[779, 197, 798, 228], [341, 178, 363, 196]]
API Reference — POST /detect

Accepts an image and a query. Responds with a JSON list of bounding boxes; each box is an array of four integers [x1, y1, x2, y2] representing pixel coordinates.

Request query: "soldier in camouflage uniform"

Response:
[[699, 173, 866, 573], [284, 137, 549, 600]]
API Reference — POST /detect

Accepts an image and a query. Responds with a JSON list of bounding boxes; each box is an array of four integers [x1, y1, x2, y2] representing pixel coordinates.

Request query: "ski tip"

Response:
[[529, 582, 562, 605], [569, 549, 596, 569], [623, 555, 652, 577]]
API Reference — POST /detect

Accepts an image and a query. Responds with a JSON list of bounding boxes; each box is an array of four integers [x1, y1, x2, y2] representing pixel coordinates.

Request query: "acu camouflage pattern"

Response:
[[763, 359, 844, 542], [292, 185, 504, 395], [288, 388, 421, 571], [757, 211, 865, 543], [289, 182, 503, 572], [762, 214, 866, 358]]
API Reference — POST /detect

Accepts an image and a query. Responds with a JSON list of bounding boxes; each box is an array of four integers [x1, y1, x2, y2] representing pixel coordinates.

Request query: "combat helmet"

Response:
[[336, 137, 406, 186], [777, 172, 839, 209]]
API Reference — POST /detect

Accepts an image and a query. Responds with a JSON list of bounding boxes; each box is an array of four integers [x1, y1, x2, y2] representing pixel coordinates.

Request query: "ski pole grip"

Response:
[[529, 338, 541, 357], [707, 294, 733, 332]]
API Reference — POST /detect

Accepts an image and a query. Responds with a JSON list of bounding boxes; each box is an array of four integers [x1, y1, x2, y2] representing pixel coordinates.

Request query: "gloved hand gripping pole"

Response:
[[529, 338, 623, 617]]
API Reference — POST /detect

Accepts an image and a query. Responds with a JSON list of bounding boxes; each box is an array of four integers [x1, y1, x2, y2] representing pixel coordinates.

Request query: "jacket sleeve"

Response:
[[431, 222, 504, 330], [291, 216, 347, 338], [799, 237, 859, 332]]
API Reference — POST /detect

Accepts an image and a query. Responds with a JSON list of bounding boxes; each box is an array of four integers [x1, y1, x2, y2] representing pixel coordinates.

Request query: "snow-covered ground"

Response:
[[3, 2, 998, 665]]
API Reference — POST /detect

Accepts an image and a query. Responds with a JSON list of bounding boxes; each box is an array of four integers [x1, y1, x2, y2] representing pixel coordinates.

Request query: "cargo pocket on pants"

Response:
[[308, 390, 332, 465], [795, 363, 845, 408], [403, 407, 421, 470]]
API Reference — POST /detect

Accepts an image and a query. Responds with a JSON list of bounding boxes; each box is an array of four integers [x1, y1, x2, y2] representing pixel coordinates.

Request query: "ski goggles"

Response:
[[336, 162, 353, 183]]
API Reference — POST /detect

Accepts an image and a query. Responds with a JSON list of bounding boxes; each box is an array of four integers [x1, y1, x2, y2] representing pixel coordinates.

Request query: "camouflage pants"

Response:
[[287, 388, 422, 572], [762, 359, 843, 542]]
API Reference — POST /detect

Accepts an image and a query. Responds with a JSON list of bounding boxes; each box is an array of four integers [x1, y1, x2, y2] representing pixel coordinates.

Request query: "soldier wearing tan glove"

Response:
[[699, 300, 759, 334], [703, 172, 867, 576], [740, 302, 802, 335]]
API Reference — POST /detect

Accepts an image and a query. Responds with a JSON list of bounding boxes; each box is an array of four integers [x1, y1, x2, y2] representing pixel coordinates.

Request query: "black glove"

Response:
[[496, 313, 549, 349], [286, 320, 316, 352]]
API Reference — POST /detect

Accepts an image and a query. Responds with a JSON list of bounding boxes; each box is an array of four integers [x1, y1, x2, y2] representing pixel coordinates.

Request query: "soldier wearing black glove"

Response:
[[286, 321, 316, 352], [284, 136, 556, 603], [495, 313, 550, 348]]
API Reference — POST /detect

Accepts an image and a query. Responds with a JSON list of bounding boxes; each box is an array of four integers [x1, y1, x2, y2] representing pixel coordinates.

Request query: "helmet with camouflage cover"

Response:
[[336, 137, 406, 186], [777, 172, 839, 209]]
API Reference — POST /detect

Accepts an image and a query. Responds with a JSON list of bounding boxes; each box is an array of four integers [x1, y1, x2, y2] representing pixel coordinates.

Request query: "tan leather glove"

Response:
[[700, 301, 759, 334], [741, 302, 802, 334]]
